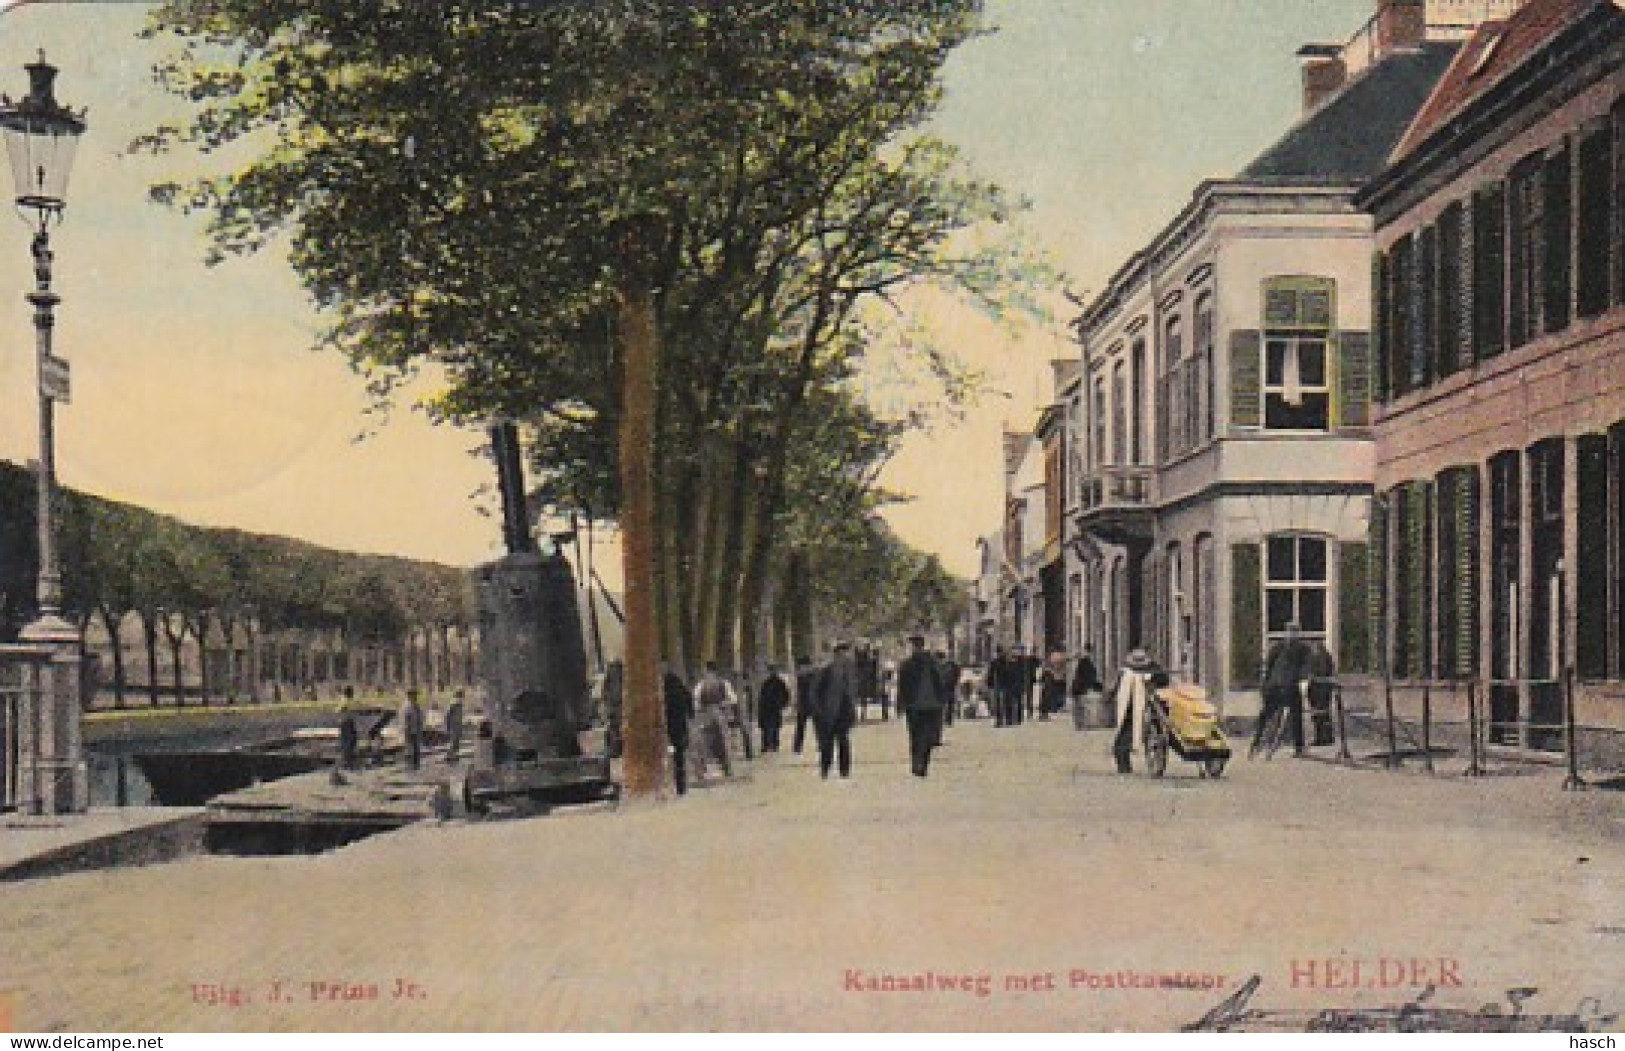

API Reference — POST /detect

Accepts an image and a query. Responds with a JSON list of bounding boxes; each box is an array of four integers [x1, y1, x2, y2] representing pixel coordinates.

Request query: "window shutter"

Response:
[[1373, 252, 1390, 404], [1230, 330, 1262, 430], [1577, 434, 1608, 679], [1370, 497, 1390, 678], [1453, 468, 1481, 681], [1543, 146, 1572, 335], [1337, 541, 1370, 674], [1405, 481, 1435, 680], [1230, 542, 1262, 689], [1335, 331, 1372, 429]]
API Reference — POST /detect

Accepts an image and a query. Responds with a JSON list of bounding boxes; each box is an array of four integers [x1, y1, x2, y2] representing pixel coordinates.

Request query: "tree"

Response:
[[137, 0, 1032, 796]]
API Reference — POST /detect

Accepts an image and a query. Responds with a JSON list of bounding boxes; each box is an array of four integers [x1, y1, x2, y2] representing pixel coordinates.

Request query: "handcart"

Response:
[[1144, 681, 1231, 778]]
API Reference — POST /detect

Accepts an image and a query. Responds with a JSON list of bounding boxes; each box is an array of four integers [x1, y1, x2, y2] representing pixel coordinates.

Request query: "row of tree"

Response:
[[138, 0, 1029, 794], [0, 460, 473, 707]]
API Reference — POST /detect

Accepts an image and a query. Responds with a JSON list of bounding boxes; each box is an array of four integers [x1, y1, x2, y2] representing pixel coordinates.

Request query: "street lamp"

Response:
[[1, 51, 84, 624], [0, 52, 87, 814]]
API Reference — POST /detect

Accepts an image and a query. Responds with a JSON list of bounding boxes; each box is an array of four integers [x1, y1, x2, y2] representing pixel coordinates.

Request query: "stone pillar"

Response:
[[12, 618, 87, 814]]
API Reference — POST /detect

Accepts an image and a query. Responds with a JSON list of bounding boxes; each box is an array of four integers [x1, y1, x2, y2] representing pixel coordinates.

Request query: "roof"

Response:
[[1390, 0, 1613, 161], [1238, 41, 1461, 184]]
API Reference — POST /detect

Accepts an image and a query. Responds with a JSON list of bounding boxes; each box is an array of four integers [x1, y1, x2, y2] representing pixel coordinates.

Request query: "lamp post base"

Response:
[[17, 613, 87, 815]]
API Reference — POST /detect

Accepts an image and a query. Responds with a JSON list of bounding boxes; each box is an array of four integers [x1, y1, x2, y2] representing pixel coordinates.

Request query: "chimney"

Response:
[[1376, 0, 1427, 52], [1296, 44, 1347, 113]]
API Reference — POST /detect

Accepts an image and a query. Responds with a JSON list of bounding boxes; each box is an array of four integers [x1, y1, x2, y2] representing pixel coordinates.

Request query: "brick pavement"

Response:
[[0, 714, 1620, 1032]]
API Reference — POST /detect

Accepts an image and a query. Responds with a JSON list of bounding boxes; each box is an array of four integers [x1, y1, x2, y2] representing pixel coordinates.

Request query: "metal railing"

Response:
[[1309, 670, 1620, 791], [1078, 466, 1155, 513]]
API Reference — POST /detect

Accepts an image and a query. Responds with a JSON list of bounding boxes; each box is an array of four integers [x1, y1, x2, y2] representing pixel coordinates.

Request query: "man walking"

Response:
[[757, 664, 790, 753], [444, 689, 466, 763], [937, 651, 961, 731], [400, 689, 425, 772], [988, 647, 1010, 727], [811, 642, 858, 780], [1253, 622, 1313, 758], [1070, 646, 1102, 730], [694, 662, 735, 778], [898, 635, 947, 777], [662, 666, 694, 796], [1110, 649, 1162, 774], [792, 655, 817, 755]]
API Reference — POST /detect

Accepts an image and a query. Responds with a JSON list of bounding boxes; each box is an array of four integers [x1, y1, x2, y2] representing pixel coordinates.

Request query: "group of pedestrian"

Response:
[[986, 646, 1041, 726]]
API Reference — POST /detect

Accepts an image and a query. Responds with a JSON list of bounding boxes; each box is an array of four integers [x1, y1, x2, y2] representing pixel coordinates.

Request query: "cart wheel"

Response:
[[1145, 725, 1169, 778], [1203, 756, 1228, 779]]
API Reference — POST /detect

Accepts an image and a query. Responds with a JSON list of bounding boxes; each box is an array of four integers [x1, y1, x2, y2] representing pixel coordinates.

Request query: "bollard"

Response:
[[1333, 684, 1352, 764], [1383, 673, 1401, 769], [1562, 666, 1586, 792], [1421, 681, 1434, 774]]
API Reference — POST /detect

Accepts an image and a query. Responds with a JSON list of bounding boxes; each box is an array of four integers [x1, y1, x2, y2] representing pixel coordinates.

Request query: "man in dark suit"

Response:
[[898, 635, 947, 777], [792, 656, 816, 754], [663, 667, 694, 796], [1253, 621, 1313, 758], [988, 647, 1010, 727], [756, 664, 790, 753], [811, 642, 858, 779]]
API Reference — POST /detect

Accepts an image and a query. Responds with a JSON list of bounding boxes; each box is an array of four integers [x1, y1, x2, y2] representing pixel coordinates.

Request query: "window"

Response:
[[1576, 123, 1613, 319], [1390, 235, 1416, 396], [1473, 183, 1507, 358], [1615, 98, 1625, 307], [1543, 146, 1573, 334], [1265, 534, 1329, 642], [1131, 339, 1147, 464], [1162, 315, 1183, 458], [1261, 277, 1334, 431], [1110, 363, 1126, 466], [1528, 438, 1564, 682], [1489, 451, 1521, 683], [1509, 155, 1544, 348], [1092, 376, 1106, 474], [1418, 224, 1439, 388], [1194, 293, 1215, 441]]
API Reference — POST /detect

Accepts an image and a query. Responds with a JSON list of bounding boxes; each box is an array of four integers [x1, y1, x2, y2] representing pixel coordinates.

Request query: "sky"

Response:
[[0, 0, 1377, 580]]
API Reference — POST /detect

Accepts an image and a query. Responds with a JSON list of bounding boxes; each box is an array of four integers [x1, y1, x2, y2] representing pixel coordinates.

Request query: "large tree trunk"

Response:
[[789, 550, 817, 661], [712, 433, 753, 674], [617, 241, 667, 801]]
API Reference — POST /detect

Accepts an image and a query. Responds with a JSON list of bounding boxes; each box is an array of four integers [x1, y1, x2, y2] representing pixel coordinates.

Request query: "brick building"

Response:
[[1359, 0, 1624, 756]]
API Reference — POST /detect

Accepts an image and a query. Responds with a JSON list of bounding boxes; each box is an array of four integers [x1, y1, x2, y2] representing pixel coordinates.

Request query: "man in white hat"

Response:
[[1110, 648, 1162, 774]]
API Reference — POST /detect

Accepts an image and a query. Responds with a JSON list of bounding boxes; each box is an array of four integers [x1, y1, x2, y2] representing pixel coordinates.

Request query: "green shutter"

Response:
[[1577, 435, 1609, 678], [1337, 541, 1370, 674], [1454, 468, 1481, 680], [1373, 252, 1390, 404], [1403, 481, 1434, 680], [1336, 331, 1372, 429], [1230, 542, 1262, 689], [1230, 330, 1262, 431], [1370, 497, 1390, 677]]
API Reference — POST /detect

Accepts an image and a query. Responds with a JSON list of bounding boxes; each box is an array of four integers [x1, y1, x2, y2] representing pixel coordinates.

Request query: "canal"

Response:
[[83, 703, 347, 807]]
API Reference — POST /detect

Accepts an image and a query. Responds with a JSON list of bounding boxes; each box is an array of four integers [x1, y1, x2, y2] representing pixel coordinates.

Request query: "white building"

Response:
[[1067, 0, 1478, 719]]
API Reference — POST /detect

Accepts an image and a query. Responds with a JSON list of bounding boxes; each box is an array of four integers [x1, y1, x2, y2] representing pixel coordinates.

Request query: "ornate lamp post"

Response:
[[1, 52, 87, 813]]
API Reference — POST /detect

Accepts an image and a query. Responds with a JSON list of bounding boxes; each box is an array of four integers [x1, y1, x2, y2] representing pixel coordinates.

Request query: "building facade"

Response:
[[1360, 0, 1624, 755], [1068, 0, 1469, 719]]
